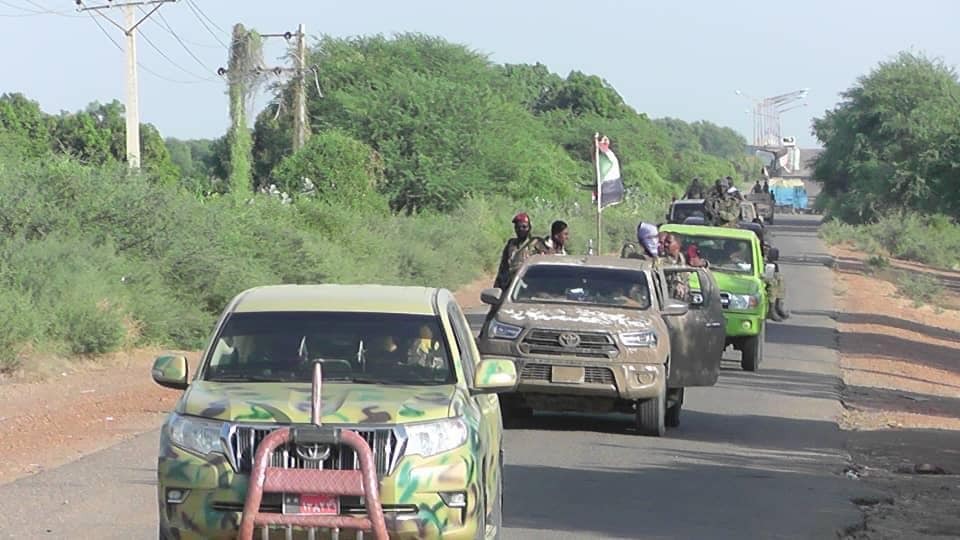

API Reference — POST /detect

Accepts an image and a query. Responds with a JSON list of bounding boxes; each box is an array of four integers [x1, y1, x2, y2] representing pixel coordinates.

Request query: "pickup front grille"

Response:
[[520, 329, 618, 358], [227, 426, 398, 476], [521, 363, 615, 385]]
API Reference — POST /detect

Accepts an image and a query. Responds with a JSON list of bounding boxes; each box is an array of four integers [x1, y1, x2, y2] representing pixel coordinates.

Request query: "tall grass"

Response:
[[0, 155, 666, 372], [819, 213, 960, 270]]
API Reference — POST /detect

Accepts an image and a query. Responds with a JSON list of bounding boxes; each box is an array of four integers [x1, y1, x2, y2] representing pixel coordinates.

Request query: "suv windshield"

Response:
[[674, 234, 754, 274], [201, 312, 454, 385], [512, 264, 651, 310]]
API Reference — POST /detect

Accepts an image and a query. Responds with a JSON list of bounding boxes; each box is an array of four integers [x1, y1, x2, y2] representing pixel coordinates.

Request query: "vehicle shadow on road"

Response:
[[766, 322, 839, 350], [503, 437, 868, 539], [717, 367, 842, 402]]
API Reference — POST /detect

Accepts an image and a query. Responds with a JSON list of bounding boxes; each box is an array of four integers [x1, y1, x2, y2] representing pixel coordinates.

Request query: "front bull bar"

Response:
[[238, 363, 389, 540]]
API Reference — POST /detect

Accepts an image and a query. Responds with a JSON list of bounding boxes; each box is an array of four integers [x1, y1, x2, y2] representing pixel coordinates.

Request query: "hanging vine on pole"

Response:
[[226, 23, 266, 197]]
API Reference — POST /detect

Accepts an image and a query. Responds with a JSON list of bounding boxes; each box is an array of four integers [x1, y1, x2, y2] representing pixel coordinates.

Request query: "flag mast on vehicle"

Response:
[[593, 133, 624, 254]]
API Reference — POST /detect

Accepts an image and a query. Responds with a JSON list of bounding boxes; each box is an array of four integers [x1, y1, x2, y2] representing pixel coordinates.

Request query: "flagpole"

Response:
[[594, 132, 602, 255]]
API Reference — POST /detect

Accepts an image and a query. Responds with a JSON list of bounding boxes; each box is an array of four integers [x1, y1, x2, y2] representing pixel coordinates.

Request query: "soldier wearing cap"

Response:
[[494, 212, 540, 290]]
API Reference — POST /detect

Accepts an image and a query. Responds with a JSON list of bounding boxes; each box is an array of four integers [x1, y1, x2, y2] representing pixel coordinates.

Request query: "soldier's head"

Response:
[[663, 233, 681, 256], [512, 213, 531, 239], [550, 220, 569, 248]]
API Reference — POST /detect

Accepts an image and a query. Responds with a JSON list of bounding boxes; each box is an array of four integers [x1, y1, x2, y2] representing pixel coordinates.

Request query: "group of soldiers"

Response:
[[493, 213, 571, 290], [683, 176, 744, 228], [490, 182, 789, 320]]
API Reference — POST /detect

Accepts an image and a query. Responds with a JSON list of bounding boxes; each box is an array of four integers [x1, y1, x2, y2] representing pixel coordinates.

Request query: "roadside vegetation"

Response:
[[814, 51, 960, 274], [0, 32, 755, 373]]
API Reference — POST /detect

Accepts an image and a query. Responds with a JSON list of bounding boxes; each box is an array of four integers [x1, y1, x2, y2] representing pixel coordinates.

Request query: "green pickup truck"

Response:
[[659, 224, 779, 371]]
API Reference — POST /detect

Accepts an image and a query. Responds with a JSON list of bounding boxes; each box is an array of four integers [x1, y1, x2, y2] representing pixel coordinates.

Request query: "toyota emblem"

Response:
[[295, 443, 332, 462], [558, 332, 581, 348]]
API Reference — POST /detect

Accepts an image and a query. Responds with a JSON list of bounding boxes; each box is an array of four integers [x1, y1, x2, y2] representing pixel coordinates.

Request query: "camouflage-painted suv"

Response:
[[151, 284, 517, 539]]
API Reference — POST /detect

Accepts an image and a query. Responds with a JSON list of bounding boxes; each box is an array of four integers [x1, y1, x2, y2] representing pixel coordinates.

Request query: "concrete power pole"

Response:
[[78, 0, 174, 170], [292, 23, 307, 152], [124, 5, 141, 168]]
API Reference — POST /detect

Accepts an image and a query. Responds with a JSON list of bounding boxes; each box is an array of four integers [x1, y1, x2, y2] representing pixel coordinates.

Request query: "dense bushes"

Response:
[[0, 33, 747, 372]]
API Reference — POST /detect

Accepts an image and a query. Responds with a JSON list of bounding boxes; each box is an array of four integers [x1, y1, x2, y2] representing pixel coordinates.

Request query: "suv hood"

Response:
[[178, 381, 457, 424], [496, 303, 655, 332]]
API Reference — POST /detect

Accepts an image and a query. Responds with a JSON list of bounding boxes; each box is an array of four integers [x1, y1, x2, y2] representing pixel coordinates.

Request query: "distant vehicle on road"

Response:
[[476, 255, 725, 436], [151, 284, 516, 540], [769, 178, 810, 214], [745, 191, 775, 223]]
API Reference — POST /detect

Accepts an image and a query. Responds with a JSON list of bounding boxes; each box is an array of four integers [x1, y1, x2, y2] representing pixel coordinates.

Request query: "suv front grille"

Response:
[[521, 363, 615, 385], [520, 329, 618, 358], [227, 426, 399, 476]]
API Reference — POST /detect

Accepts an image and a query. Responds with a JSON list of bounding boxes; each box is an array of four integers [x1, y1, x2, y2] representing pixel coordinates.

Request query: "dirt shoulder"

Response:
[[830, 245, 960, 538], [0, 275, 493, 486]]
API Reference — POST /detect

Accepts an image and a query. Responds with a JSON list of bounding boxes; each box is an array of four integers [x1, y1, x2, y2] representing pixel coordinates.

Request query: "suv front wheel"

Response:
[[741, 327, 765, 372], [635, 388, 666, 436]]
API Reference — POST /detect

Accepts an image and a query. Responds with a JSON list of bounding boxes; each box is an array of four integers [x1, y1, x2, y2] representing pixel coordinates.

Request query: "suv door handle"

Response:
[[705, 322, 722, 328]]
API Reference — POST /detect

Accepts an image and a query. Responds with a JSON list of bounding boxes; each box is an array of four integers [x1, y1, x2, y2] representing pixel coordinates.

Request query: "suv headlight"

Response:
[[167, 414, 225, 456], [488, 320, 522, 340], [404, 417, 468, 457], [727, 293, 759, 310], [620, 331, 658, 348]]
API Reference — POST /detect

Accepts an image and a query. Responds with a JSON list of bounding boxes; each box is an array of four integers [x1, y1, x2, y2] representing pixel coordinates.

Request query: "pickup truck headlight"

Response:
[[727, 293, 759, 310], [488, 320, 523, 340], [620, 331, 658, 348], [404, 417, 469, 457], [168, 414, 225, 456]]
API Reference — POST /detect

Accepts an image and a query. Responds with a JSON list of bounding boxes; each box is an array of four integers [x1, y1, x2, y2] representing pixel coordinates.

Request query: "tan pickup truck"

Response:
[[476, 254, 725, 436]]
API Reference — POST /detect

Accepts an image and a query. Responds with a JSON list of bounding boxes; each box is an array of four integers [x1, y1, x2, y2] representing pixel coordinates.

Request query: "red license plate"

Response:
[[299, 494, 339, 515]]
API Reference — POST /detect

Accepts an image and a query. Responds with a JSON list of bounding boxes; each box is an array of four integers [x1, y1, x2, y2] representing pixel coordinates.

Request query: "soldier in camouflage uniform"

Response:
[[659, 232, 690, 300], [704, 178, 740, 227], [494, 212, 541, 290]]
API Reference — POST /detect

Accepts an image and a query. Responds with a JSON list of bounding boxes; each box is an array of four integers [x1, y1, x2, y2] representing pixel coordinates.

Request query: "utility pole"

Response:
[[292, 23, 307, 152], [124, 5, 140, 168], [77, 0, 175, 170], [218, 26, 314, 152]]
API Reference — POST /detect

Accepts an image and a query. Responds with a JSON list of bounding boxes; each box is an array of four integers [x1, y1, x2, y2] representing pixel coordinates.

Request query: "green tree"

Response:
[[0, 93, 51, 156], [813, 51, 960, 221], [270, 129, 388, 211]]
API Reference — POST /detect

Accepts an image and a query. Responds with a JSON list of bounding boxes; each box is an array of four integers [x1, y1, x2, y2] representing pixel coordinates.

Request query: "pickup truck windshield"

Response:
[[512, 265, 651, 310], [671, 202, 705, 223], [674, 235, 754, 275], [201, 312, 454, 385]]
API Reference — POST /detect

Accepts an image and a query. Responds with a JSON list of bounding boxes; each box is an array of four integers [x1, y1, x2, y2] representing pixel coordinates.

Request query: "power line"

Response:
[[135, 23, 219, 82], [86, 11, 211, 86], [154, 9, 224, 49], [183, 0, 229, 48], [0, 0, 81, 16], [137, 5, 217, 74], [185, 0, 226, 35]]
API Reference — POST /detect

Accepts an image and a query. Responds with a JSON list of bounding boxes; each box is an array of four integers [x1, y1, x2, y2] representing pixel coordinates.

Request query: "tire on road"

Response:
[[635, 386, 666, 436], [741, 326, 765, 372], [666, 388, 684, 428]]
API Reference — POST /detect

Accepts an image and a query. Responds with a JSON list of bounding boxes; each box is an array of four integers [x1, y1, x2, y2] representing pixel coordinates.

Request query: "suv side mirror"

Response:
[[152, 354, 189, 390], [689, 292, 704, 306], [480, 288, 502, 306], [766, 247, 780, 262], [472, 358, 518, 394]]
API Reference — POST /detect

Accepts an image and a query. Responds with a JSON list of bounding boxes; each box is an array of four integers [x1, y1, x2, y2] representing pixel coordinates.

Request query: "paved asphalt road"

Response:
[[0, 215, 873, 539]]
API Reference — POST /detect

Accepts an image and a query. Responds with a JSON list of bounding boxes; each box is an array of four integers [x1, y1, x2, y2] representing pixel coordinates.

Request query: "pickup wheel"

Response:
[[741, 326, 765, 372], [635, 388, 666, 436], [666, 388, 684, 428]]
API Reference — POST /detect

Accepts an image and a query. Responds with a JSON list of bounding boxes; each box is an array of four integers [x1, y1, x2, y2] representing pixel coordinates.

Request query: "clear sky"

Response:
[[2, 0, 959, 148]]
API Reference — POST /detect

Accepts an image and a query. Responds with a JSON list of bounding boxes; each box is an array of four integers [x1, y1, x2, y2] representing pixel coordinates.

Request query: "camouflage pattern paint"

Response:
[[156, 285, 506, 539]]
